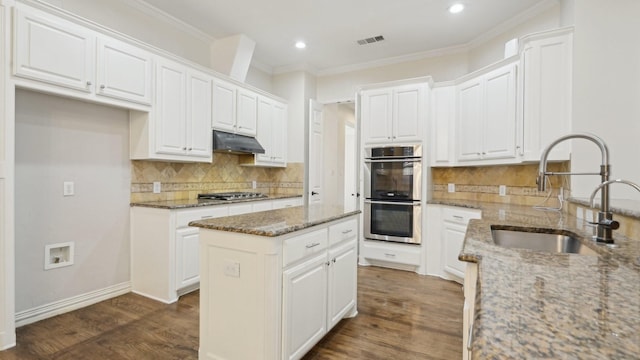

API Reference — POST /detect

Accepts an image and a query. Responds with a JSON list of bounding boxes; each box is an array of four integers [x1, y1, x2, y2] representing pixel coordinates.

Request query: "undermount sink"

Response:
[[491, 226, 598, 256]]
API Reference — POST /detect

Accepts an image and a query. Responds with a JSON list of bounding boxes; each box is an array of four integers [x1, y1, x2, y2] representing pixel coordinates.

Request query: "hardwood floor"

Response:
[[0, 266, 463, 360]]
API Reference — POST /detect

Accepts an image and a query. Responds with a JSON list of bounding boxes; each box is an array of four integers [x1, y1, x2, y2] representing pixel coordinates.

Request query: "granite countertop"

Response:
[[429, 199, 640, 359], [129, 194, 302, 209], [570, 197, 640, 220], [189, 204, 360, 237]]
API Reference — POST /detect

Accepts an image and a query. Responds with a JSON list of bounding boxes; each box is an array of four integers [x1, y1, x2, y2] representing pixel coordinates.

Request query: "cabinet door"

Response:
[[443, 222, 468, 278], [176, 227, 200, 289], [431, 86, 456, 166], [393, 85, 423, 143], [256, 96, 274, 163], [14, 8, 94, 92], [186, 70, 213, 159], [271, 101, 288, 165], [483, 64, 516, 159], [212, 79, 236, 132], [362, 89, 393, 144], [457, 79, 483, 161], [521, 32, 572, 161], [327, 240, 357, 330], [155, 59, 187, 155], [282, 253, 328, 360], [236, 88, 258, 136], [96, 36, 152, 105]]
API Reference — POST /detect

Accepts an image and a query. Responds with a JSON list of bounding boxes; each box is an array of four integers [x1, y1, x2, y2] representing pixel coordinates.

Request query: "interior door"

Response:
[[309, 100, 323, 204]]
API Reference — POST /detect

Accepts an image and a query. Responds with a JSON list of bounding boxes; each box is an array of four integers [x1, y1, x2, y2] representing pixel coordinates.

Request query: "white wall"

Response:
[[467, 4, 561, 71], [316, 52, 469, 103], [14, 90, 131, 313], [245, 66, 273, 93], [570, 0, 640, 199]]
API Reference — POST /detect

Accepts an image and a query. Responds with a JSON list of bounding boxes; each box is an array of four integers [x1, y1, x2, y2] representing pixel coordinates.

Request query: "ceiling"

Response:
[[141, 0, 552, 75]]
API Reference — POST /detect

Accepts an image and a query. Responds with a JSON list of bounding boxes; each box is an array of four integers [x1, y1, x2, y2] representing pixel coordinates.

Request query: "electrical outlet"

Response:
[[499, 185, 507, 197], [223, 260, 240, 278], [63, 181, 74, 196], [153, 181, 161, 194], [448, 183, 455, 193], [252, 180, 257, 189]]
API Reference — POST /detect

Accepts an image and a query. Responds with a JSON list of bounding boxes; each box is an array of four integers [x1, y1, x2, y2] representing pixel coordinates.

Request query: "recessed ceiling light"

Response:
[[295, 41, 306, 49], [449, 3, 465, 14]]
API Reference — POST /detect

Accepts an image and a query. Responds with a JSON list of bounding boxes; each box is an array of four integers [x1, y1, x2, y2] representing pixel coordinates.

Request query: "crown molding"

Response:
[[249, 59, 274, 75], [129, 0, 215, 44], [313, 43, 469, 77], [468, 0, 559, 49]]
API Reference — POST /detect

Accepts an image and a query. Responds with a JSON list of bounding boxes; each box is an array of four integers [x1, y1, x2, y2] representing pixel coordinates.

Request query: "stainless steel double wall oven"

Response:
[[364, 145, 422, 244]]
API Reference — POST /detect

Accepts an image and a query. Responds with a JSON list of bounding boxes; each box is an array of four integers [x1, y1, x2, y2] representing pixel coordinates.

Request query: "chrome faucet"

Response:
[[536, 133, 615, 243], [589, 179, 640, 242]]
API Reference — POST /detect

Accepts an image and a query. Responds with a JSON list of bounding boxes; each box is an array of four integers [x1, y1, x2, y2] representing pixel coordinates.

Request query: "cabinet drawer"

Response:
[[442, 208, 481, 225], [176, 206, 228, 228], [272, 197, 303, 210], [362, 241, 421, 266], [328, 218, 357, 246], [283, 228, 328, 267]]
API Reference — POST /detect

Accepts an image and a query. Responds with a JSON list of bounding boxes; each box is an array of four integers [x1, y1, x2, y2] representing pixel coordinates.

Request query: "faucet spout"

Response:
[[588, 179, 640, 244], [536, 133, 614, 243]]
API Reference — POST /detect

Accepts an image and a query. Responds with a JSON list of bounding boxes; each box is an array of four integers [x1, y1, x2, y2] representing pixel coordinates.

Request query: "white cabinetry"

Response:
[[430, 85, 456, 166], [14, 6, 152, 107], [130, 59, 212, 162], [519, 28, 573, 161], [253, 96, 287, 167], [199, 216, 358, 360], [457, 62, 517, 163], [441, 208, 481, 280], [361, 83, 427, 144], [272, 197, 303, 210], [212, 78, 258, 136]]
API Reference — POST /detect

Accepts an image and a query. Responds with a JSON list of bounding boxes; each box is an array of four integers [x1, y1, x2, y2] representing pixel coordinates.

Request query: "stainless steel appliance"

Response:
[[198, 192, 268, 201], [364, 145, 422, 244]]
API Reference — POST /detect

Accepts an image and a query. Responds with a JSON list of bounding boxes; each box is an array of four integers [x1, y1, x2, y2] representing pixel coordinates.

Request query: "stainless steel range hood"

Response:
[[212, 130, 265, 154]]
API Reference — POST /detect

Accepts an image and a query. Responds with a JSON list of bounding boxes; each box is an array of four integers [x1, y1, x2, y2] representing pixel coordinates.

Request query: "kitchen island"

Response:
[[189, 205, 360, 360], [432, 199, 640, 359]]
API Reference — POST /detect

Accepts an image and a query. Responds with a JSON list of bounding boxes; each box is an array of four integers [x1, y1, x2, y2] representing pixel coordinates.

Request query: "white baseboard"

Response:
[[15, 281, 131, 327], [0, 330, 16, 351]]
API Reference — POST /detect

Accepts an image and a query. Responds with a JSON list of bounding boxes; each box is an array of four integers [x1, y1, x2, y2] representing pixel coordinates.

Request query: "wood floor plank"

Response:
[[0, 266, 463, 360]]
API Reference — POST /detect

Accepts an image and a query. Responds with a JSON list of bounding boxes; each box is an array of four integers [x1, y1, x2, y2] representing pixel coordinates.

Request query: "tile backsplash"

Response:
[[431, 162, 571, 206], [131, 154, 303, 203]]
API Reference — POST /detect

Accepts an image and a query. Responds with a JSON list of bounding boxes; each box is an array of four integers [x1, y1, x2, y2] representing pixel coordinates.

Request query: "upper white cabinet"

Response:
[[430, 85, 456, 166], [212, 79, 258, 136], [13, 6, 152, 106], [457, 62, 517, 163], [131, 58, 212, 162], [519, 28, 573, 162], [361, 82, 427, 144], [96, 36, 153, 105], [249, 96, 287, 167], [14, 7, 94, 92]]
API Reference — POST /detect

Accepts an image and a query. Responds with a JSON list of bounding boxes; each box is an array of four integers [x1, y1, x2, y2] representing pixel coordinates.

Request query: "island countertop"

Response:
[[130, 194, 301, 209], [189, 204, 360, 237], [430, 199, 640, 359]]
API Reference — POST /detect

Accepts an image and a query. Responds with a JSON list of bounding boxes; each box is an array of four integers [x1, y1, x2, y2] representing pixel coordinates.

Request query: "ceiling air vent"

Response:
[[357, 35, 385, 45]]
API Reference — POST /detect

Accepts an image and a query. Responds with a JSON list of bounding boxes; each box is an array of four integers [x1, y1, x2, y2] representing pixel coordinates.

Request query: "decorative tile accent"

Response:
[[431, 162, 570, 206], [131, 154, 304, 202]]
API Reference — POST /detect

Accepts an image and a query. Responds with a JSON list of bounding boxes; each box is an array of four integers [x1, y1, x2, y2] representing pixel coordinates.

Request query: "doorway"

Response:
[[309, 101, 357, 209]]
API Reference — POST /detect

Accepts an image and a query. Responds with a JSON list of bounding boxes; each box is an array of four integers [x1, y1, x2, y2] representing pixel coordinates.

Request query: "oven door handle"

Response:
[[364, 200, 421, 206], [364, 158, 421, 163]]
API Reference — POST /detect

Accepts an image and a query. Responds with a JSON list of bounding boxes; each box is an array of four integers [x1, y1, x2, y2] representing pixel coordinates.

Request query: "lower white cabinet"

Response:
[[441, 207, 481, 281], [130, 197, 302, 303], [198, 215, 358, 360], [283, 252, 328, 360]]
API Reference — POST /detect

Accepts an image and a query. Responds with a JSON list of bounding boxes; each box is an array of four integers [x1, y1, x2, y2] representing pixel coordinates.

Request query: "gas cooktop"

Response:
[[198, 192, 268, 201]]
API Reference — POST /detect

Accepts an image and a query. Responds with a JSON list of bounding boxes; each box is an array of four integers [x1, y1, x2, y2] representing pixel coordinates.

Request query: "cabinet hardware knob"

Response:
[[100, 84, 105, 90], [482, 152, 486, 155], [341, 229, 353, 234], [86, 81, 92, 86], [182, 147, 187, 150], [305, 242, 321, 249], [311, 191, 319, 195], [325, 261, 331, 266], [188, 147, 193, 151], [332, 258, 336, 263]]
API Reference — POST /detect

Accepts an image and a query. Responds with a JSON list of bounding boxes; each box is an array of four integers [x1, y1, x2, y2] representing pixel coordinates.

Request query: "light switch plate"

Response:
[[63, 181, 74, 196]]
